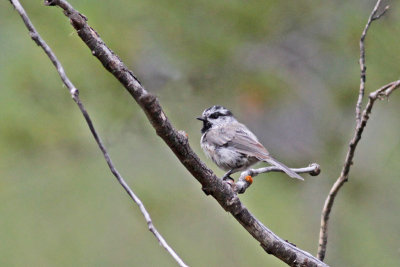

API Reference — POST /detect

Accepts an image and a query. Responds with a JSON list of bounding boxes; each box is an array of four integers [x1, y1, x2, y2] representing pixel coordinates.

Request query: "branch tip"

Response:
[[309, 163, 321, 176]]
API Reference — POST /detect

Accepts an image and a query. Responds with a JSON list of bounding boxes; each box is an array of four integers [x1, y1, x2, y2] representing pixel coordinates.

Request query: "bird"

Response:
[[197, 105, 303, 181]]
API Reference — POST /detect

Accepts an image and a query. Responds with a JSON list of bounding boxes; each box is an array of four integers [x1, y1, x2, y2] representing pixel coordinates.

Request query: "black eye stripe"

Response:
[[202, 106, 233, 119], [209, 112, 226, 119]]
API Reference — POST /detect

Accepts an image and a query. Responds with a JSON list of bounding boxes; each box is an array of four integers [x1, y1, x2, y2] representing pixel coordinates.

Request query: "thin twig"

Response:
[[356, 0, 388, 125], [317, 1, 392, 261], [9, 1, 188, 266], [234, 163, 321, 194], [40, 0, 327, 265]]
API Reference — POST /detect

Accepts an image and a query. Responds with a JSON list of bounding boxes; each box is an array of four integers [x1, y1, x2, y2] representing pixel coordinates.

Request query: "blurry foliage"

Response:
[[1, 0, 400, 266]]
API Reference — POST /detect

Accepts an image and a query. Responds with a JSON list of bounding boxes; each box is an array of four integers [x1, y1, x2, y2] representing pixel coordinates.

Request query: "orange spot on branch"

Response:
[[245, 175, 253, 184]]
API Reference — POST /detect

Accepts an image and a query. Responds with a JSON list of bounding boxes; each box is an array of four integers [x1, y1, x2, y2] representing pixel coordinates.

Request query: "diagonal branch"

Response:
[[9, 1, 188, 266], [318, 1, 395, 260], [41, 0, 327, 265]]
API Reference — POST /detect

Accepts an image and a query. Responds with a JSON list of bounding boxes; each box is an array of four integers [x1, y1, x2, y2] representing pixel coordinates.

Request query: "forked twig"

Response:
[[356, 0, 389, 124], [318, 1, 395, 261]]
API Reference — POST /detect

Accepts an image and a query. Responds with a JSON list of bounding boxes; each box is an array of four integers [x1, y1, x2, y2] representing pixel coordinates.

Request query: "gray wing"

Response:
[[205, 123, 270, 159], [205, 123, 304, 180]]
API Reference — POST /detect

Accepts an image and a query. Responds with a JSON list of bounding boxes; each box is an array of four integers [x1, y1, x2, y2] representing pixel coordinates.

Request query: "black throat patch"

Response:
[[201, 120, 212, 134]]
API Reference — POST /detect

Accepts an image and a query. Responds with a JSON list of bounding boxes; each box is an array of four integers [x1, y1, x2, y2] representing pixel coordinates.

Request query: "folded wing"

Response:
[[206, 123, 303, 180]]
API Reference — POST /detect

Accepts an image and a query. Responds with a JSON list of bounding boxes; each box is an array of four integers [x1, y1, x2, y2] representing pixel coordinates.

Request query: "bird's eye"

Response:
[[209, 113, 219, 119]]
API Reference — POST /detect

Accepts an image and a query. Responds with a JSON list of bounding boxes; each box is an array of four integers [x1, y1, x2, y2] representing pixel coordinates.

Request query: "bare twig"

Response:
[[356, 0, 389, 124], [234, 163, 321, 194], [39, 0, 327, 265], [9, 1, 188, 266]]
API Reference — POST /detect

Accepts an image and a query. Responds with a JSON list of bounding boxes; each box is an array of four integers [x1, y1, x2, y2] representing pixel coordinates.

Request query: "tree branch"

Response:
[[9, 1, 188, 266], [41, 0, 327, 265], [356, 0, 389, 124], [318, 1, 394, 261], [234, 163, 321, 194]]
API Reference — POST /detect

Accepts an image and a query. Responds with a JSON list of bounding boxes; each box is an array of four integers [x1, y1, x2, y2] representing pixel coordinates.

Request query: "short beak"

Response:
[[196, 117, 206, 122]]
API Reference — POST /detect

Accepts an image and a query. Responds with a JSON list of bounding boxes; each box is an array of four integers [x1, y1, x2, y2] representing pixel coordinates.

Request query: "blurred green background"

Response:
[[1, 0, 400, 266]]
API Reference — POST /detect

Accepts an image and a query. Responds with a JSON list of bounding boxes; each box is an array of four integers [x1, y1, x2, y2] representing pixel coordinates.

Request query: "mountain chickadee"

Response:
[[197, 105, 303, 181]]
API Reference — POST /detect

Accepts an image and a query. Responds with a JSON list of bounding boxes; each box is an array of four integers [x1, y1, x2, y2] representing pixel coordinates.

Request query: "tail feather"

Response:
[[264, 157, 304, 180]]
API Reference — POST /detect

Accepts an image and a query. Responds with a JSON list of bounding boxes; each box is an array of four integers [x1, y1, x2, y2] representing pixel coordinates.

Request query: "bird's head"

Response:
[[197, 105, 236, 133]]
